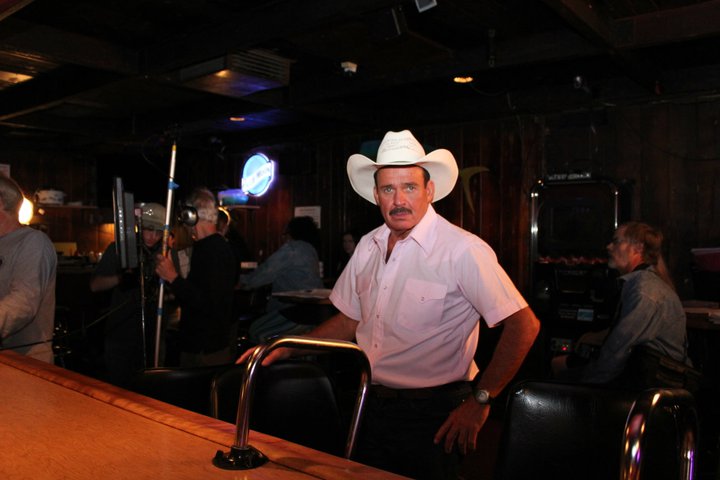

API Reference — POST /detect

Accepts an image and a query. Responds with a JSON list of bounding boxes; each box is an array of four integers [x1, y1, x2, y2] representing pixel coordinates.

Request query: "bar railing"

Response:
[[621, 388, 699, 480], [213, 335, 371, 470]]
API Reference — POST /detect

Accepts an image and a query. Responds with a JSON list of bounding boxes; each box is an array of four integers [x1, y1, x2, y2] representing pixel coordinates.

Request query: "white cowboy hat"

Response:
[[346, 130, 459, 205]]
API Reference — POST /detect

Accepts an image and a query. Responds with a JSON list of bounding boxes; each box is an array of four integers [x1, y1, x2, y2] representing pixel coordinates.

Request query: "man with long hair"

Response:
[[556, 221, 692, 385]]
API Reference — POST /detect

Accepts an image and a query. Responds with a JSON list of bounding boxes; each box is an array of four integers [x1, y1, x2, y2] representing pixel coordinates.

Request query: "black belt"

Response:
[[369, 381, 471, 400]]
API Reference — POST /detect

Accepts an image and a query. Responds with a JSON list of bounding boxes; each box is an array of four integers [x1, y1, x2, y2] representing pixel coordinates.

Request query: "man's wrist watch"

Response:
[[472, 386, 493, 405]]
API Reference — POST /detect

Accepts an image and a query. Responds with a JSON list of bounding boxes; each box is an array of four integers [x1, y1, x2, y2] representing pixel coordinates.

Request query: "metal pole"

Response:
[[153, 141, 178, 367], [213, 336, 371, 470]]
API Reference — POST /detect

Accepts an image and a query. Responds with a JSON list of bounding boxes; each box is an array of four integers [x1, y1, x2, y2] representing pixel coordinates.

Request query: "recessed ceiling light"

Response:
[[453, 76, 474, 84], [0, 71, 32, 85], [229, 116, 245, 122]]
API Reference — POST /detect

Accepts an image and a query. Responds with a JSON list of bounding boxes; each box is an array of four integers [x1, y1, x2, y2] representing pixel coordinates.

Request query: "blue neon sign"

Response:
[[241, 153, 274, 196]]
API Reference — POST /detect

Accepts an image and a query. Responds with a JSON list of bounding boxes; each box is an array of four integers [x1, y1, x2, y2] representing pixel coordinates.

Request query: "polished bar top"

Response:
[[0, 351, 405, 479]]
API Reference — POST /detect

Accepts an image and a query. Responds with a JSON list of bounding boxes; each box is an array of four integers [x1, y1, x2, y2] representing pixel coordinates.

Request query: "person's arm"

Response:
[[155, 254, 179, 284], [0, 236, 55, 339], [434, 306, 540, 454], [89, 243, 124, 292], [89, 273, 121, 292], [236, 311, 358, 365], [581, 288, 654, 383]]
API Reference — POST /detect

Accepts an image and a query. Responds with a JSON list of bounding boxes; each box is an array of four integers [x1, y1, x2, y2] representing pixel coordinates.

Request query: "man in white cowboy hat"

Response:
[[238, 130, 540, 479]]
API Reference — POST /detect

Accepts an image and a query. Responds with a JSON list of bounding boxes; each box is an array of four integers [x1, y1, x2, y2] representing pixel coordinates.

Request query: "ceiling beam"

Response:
[[142, 0, 402, 73], [287, 29, 603, 105], [0, 0, 34, 22], [0, 65, 122, 121], [0, 18, 138, 74], [613, 0, 720, 48], [541, 0, 662, 94]]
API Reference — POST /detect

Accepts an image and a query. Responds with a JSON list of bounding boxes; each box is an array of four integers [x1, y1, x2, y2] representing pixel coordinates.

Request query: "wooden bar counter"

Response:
[[0, 351, 404, 479]]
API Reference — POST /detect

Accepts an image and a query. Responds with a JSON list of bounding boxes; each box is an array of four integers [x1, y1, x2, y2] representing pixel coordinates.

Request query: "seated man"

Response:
[[237, 216, 324, 343], [554, 221, 693, 386]]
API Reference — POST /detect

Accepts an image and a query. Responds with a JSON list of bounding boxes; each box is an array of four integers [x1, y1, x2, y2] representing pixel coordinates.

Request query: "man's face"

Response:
[[373, 166, 434, 238], [607, 226, 642, 274], [142, 228, 162, 248]]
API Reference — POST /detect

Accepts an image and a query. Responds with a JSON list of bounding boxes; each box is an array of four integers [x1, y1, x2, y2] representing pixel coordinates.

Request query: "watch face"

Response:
[[474, 389, 491, 404]]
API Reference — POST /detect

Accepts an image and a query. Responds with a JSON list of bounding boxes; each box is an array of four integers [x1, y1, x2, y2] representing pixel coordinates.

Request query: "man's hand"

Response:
[[155, 254, 178, 283], [235, 346, 292, 366], [433, 397, 490, 455]]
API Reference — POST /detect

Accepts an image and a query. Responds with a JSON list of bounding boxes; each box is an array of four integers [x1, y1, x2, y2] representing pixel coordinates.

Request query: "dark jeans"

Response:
[[352, 383, 471, 480]]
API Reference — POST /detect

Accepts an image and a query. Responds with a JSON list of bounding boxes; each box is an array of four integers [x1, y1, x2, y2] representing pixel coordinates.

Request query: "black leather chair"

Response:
[[210, 359, 345, 456], [495, 380, 698, 480], [128, 364, 231, 416]]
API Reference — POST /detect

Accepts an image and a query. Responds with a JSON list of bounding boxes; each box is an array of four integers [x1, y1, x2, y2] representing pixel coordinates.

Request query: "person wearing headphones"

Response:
[[91, 201, 170, 384], [155, 188, 237, 367]]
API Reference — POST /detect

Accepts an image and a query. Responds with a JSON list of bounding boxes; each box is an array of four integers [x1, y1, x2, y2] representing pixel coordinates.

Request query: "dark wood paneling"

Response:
[[9, 100, 720, 300]]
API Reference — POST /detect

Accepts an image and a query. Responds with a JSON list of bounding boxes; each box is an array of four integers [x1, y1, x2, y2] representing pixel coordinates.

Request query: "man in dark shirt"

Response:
[[156, 188, 237, 367], [91, 202, 167, 384]]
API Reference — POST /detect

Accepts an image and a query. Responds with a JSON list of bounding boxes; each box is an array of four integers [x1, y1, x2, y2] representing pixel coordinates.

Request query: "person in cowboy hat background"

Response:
[[238, 130, 540, 479]]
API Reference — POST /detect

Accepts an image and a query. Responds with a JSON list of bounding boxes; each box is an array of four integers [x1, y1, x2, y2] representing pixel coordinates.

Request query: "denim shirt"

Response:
[[239, 239, 323, 313], [581, 266, 690, 384]]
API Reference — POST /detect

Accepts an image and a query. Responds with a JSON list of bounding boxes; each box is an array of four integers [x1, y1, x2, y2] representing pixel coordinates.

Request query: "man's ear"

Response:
[[630, 241, 645, 257], [426, 179, 435, 202]]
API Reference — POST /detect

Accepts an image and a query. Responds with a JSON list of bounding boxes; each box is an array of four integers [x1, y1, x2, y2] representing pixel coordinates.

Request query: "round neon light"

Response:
[[241, 153, 274, 196]]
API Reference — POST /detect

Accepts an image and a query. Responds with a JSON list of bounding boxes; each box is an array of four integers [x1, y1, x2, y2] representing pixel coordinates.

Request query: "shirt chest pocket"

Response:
[[397, 279, 448, 331]]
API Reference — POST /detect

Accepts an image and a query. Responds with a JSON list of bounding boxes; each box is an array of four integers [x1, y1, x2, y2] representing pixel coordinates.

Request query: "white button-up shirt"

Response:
[[330, 205, 527, 388]]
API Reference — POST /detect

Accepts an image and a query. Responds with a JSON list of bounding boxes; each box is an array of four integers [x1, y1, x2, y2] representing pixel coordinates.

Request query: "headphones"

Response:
[[178, 205, 198, 226]]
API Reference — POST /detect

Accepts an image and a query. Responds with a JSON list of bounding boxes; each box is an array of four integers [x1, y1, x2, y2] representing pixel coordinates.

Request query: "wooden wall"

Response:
[[5, 99, 720, 301], [543, 102, 720, 298]]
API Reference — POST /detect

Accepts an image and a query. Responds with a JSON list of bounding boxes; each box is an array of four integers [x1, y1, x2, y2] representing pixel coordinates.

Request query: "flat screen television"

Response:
[[112, 177, 138, 269]]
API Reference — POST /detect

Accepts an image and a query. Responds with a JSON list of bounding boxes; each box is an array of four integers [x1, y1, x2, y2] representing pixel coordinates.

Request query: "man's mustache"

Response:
[[390, 207, 412, 215]]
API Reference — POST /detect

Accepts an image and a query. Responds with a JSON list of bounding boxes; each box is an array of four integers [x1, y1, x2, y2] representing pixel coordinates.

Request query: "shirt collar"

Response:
[[620, 263, 656, 281], [371, 204, 438, 256]]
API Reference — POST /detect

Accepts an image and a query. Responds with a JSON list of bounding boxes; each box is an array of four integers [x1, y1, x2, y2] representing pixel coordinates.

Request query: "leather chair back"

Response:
[[211, 359, 344, 456], [128, 365, 230, 416], [495, 381, 698, 480]]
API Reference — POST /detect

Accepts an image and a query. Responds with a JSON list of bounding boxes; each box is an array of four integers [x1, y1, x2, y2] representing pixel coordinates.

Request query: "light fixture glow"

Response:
[[453, 76, 474, 84], [0, 70, 33, 85], [229, 116, 246, 122], [19, 197, 33, 225]]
